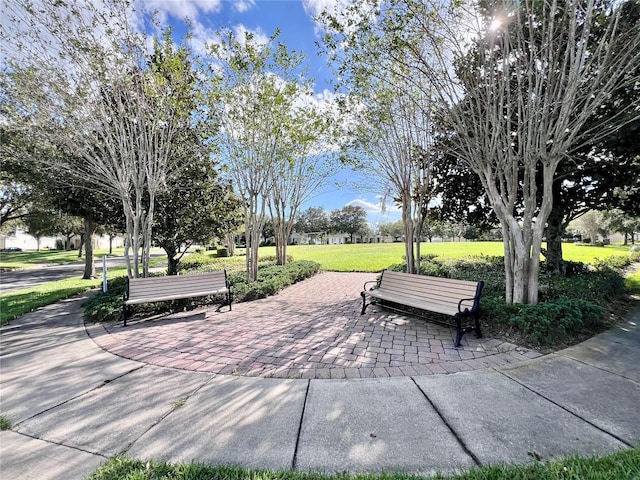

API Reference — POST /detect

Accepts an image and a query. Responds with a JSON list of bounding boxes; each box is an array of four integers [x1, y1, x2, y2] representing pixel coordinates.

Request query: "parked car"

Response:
[[1, 247, 23, 252]]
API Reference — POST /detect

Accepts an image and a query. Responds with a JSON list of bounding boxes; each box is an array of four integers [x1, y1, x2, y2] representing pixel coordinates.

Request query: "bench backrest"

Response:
[[127, 271, 228, 302], [379, 270, 483, 312]]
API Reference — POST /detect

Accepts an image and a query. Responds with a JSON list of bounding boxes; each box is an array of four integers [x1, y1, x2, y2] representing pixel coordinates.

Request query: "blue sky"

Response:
[[141, 0, 401, 225]]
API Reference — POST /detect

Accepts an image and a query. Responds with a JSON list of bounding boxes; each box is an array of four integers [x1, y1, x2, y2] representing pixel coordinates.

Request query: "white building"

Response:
[[0, 227, 123, 251]]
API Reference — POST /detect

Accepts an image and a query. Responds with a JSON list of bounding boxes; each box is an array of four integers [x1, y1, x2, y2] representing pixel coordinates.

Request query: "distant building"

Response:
[[0, 227, 123, 251]]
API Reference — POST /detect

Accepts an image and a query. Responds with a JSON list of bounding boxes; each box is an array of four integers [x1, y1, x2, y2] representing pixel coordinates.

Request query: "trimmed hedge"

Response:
[[481, 296, 606, 345], [83, 276, 129, 323], [229, 260, 321, 302]]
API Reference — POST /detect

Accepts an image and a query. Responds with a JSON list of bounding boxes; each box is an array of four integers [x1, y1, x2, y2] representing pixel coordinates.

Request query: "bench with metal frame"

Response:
[[361, 270, 484, 347], [123, 271, 231, 326]]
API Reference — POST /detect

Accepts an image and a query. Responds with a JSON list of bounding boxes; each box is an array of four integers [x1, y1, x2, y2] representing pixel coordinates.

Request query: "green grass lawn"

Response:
[[88, 447, 640, 480], [625, 269, 640, 294], [0, 248, 118, 269], [264, 241, 635, 272]]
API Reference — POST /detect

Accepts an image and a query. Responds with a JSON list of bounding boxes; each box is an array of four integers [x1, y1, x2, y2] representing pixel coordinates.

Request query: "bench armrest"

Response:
[[363, 280, 378, 291], [457, 296, 479, 314]]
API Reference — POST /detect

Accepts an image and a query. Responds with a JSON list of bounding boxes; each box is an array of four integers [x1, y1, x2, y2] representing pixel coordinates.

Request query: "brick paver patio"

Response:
[[87, 271, 542, 378]]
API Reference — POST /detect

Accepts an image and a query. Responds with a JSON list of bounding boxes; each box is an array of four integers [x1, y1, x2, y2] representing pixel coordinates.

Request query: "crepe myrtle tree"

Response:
[[1, 1, 202, 278], [319, 0, 640, 303], [207, 28, 317, 280], [268, 99, 339, 265], [320, 13, 438, 275]]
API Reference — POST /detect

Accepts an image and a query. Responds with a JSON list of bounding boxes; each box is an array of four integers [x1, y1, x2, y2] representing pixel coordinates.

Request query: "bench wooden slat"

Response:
[[123, 271, 231, 326], [376, 284, 477, 307], [382, 271, 480, 288], [126, 288, 230, 305], [361, 270, 484, 347], [127, 282, 227, 299], [379, 283, 478, 304], [367, 290, 460, 316]]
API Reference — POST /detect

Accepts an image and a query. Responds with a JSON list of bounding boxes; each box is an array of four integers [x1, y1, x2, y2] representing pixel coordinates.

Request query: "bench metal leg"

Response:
[[215, 292, 232, 313], [360, 292, 368, 315], [454, 317, 464, 347], [122, 304, 128, 327], [474, 312, 482, 338]]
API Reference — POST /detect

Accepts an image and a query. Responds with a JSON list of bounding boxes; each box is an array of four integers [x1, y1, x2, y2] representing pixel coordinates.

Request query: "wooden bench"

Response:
[[123, 271, 231, 326], [361, 270, 484, 347]]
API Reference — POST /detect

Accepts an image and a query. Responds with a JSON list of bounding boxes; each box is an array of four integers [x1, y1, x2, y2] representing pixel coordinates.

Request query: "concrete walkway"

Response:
[[1, 272, 639, 479]]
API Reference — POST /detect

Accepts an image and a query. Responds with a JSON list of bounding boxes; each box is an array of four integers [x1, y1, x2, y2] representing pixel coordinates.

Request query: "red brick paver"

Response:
[[87, 272, 541, 378]]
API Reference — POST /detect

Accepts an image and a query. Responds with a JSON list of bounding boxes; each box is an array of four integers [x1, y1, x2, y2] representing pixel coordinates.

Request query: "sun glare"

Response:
[[489, 18, 502, 31]]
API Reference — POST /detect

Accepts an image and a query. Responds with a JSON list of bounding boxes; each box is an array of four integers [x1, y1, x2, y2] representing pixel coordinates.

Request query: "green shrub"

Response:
[[592, 255, 632, 271], [178, 253, 216, 272], [177, 253, 217, 271], [541, 269, 625, 304], [481, 295, 606, 346], [230, 260, 321, 303], [389, 255, 505, 297], [540, 259, 589, 275], [217, 247, 229, 258], [257, 254, 294, 264], [509, 297, 605, 345], [0, 416, 11, 431], [84, 276, 129, 323]]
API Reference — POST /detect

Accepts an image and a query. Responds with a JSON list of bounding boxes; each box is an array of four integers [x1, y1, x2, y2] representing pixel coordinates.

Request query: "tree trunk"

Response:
[[512, 244, 529, 304], [501, 221, 516, 304], [77, 234, 84, 258], [544, 204, 565, 275], [402, 194, 415, 274], [109, 235, 114, 254], [250, 227, 260, 281], [140, 193, 156, 278], [275, 225, 286, 265], [82, 217, 96, 279], [163, 245, 179, 276]]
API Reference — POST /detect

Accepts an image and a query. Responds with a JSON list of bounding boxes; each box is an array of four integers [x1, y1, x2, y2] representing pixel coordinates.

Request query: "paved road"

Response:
[[1, 275, 638, 479]]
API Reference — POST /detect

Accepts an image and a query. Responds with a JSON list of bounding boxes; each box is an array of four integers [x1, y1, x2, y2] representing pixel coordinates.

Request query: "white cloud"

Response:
[[346, 197, 401, 214], [232, 24, 269, 47], [302, 0, 375, 38], [186, 21, 268, 58], [140, 0, 222, 23], [302, 0, 349, 20], [188, 20, 220, 56], [234, 0, 256, 13]]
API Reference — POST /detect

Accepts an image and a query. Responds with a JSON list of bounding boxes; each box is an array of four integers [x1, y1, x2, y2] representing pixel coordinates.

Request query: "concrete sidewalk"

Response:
[[1, 283, 639, 479]]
